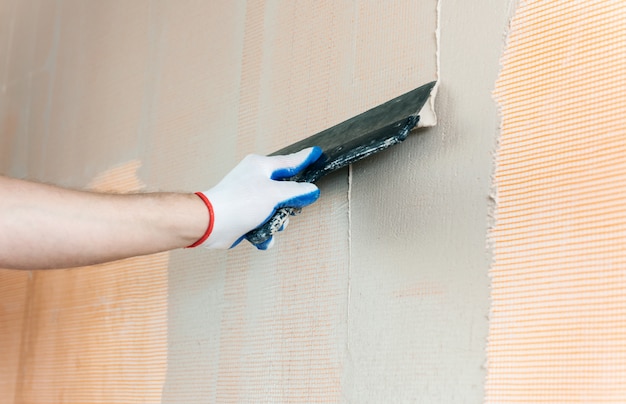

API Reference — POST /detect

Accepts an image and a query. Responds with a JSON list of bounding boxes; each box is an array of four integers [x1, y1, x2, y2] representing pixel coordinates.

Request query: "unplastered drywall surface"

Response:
[[0, 0, 512, 402], [488, 1, 626, 402]]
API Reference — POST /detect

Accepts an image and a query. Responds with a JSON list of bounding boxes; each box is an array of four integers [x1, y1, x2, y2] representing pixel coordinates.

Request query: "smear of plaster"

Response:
[[344, 0, 442, 401], [417, 0, 440, 128], [349, 0, 515, 400], [11, 161, 169, 403], [488, 2, 626, 402]]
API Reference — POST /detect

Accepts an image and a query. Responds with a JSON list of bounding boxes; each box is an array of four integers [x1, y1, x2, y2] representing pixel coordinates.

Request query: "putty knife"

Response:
[[246, 81, 437, 246]]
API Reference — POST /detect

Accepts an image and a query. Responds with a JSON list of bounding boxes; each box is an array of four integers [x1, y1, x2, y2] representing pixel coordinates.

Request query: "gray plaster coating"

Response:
[[345, 1, 517, 402], [0, 0, 518, 401], [0, 0, 516, 403], [160, 0, 517, 402]]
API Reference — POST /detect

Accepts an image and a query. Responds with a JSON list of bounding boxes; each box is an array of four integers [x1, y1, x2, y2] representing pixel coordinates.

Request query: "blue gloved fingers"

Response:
[[239, 184, 317, 250], [274, 182, 320, 209], [199, 147, 322, 250], [269, 146, 322, 180], [229, 235, 246, 249]]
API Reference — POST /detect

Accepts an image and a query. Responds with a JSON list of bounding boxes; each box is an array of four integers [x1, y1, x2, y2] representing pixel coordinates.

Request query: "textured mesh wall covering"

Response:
[[154, 2, 440, 402], [0, 270, 28, 404], [488, 1, 626, 402], [0, 0, 517, 402], [0, 162, 168, 403], [0, 1, 172, 402], [0, 0, 441, 402]]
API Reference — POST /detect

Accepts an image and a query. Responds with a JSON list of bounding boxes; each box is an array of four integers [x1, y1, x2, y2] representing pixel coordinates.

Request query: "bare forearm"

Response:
[[0, 176, 208, 269]]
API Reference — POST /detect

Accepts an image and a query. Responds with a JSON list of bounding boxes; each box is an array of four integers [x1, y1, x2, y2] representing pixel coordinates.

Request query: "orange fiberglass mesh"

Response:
[[488, 1, 626, 402], [1, 162, 168, 403]]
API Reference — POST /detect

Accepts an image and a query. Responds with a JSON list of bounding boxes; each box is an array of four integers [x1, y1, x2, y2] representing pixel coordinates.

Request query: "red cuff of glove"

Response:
[[186, 192, 214, 248]]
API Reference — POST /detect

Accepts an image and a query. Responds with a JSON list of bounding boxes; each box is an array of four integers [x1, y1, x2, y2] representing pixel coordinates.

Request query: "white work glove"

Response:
[[195, 146, 322, 250]]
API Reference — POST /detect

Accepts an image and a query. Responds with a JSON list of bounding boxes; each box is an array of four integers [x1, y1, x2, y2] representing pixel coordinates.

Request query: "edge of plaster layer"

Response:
[[417, 0, 441, 128], [417, 90, 438, 127]]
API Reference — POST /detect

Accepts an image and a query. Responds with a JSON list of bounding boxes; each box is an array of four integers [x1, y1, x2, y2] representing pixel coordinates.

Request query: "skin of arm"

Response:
[[0, 175, 208, 270]]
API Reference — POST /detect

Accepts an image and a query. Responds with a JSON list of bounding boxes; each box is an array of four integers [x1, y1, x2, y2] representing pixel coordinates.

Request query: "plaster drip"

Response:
[[346, 163, 353, 349]]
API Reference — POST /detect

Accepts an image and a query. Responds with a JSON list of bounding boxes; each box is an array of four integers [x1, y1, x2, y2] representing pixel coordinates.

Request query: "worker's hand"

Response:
[[198, 146, 322, 250]]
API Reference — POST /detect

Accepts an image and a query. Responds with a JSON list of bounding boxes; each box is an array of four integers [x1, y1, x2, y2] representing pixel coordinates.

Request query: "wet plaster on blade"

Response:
[[347, 0, 516, 401]]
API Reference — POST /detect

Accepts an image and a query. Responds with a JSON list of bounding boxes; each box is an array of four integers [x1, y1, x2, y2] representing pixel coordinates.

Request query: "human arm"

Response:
[[0, 176, 209, 269], [0, 147, 321, 270]]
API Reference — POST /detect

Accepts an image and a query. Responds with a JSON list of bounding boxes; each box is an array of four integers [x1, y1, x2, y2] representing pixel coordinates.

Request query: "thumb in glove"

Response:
[[191, 146, 322, 249]]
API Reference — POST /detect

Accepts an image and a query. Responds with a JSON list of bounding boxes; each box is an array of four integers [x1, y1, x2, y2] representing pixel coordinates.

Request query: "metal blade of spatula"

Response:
[[246, 81, 437, 246]]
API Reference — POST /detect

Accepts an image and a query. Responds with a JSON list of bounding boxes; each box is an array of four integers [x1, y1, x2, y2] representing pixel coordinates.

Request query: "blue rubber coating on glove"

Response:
[[271, 146, 322, 180], [230, 235, 246, 249], [242, 189, 320, 248], [254, 236, 274, 251], [230, 147, 322, 250], [276, 189, 320, 209]]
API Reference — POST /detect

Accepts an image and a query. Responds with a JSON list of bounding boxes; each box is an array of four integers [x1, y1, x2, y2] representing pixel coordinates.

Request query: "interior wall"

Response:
[[347, 1, 516, 401], [0, 2, 171, 402], [158, 2, 441, 402], [1, 1, 513, 402], [488, 1, 626, 402]]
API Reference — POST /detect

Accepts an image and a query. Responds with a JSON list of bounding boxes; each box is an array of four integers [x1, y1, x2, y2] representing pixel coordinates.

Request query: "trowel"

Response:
[[246, 81, 437, 246]]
